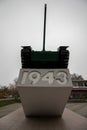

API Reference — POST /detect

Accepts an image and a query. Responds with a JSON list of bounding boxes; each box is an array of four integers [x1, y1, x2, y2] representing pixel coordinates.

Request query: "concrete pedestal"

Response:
[[17, 69, 72, 116], [0, 107, 87, 130]]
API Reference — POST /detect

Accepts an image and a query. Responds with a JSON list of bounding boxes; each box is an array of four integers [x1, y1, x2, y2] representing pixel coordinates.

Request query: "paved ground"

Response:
[[66, 102, 87, 118], [0, 108, 87, 130], [0, 103, 21, 118], [0, 102, 87, 118]]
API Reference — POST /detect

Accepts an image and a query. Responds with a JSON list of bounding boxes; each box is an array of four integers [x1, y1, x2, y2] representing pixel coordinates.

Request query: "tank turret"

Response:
[[21, 4, 69, 69]]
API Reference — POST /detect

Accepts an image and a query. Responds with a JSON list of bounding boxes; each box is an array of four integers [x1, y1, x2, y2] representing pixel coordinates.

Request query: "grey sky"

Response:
[[0, 0, 87, 86]]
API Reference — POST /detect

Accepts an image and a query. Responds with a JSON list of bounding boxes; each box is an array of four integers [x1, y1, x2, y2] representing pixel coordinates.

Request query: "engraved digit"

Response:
[[21, 72, 28, 84], [56, 72, 67, 85], [29, 71, 40, 84], [42, 72, 54, 84]]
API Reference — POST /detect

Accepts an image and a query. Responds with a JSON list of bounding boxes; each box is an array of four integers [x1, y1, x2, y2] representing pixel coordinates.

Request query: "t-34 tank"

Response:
[[17, 4, 72, 117], [21, 4, 69, 69], [21, 46, 69, 69]]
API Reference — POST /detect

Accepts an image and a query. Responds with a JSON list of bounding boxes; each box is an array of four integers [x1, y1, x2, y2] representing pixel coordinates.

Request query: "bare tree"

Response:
[[71, 73, 84, 81]]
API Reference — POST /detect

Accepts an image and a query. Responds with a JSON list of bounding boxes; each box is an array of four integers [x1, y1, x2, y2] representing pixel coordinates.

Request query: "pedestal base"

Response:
[[0, 107, 87, 130]]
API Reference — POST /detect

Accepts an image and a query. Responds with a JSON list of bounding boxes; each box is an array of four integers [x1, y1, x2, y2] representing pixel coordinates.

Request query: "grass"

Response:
[[0, 99, 21, 107]]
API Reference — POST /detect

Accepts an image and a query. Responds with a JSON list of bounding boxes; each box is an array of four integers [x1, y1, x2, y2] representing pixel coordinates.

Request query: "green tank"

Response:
[[21, 4, 69, 69], [21, 46, 69, 69]]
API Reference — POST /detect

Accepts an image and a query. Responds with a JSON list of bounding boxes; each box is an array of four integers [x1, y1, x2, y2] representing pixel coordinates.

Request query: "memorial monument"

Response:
[[16, 4, 72, 117], [1, 4, 87, 130]]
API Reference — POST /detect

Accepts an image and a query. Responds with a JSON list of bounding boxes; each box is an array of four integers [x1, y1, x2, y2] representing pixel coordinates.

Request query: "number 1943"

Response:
[[21, 71, 68, 85]]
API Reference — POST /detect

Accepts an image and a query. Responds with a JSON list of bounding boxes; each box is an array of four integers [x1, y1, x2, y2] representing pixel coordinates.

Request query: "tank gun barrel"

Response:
[[43, 4, 47, 51]]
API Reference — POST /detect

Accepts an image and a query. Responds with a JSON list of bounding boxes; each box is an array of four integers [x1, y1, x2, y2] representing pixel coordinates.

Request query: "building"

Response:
[[72, 80, 87, 87], [69, 80, 87, 101]]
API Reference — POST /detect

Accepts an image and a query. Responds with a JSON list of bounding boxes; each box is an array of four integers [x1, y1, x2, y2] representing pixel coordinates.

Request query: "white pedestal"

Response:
[[17, 69, 72, 117]]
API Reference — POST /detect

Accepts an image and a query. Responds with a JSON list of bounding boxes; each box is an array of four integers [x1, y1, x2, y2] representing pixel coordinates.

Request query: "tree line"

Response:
[[0, 79, 19, 99]]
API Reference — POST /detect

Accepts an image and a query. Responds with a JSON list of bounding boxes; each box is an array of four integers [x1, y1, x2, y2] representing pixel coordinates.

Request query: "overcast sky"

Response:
[[0, 0, 87, 86]]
